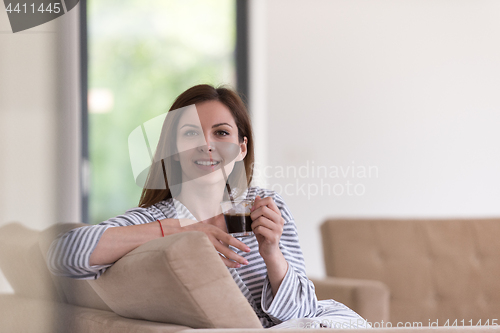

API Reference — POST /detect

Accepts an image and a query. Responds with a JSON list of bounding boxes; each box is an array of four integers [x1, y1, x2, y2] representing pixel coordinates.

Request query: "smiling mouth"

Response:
[[194, 160, 221, 166]]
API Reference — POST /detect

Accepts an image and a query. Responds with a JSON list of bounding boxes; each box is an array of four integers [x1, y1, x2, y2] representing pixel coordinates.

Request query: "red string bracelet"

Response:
[[157, 219, 164, 237]]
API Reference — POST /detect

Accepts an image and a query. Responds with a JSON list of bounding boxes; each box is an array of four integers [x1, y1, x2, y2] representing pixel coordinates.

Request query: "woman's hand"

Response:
[[250, 195, 288, 296], [250, 195, 285, 260], [182, 222, 251, 268]]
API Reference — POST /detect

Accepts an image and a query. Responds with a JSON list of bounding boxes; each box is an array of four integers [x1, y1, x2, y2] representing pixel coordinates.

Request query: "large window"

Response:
[[87, 0, 238, 224]]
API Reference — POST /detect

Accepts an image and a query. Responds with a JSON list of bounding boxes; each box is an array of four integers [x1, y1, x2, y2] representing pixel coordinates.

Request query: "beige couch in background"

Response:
[[321, 218, 500, 327]]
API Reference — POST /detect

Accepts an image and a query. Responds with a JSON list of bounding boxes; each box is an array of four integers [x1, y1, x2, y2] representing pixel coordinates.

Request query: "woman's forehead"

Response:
[[178, 101, 236, 128], [177, 106, 202, 127]]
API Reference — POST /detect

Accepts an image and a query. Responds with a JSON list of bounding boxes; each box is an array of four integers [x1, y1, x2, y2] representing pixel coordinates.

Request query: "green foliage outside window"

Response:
[[88, 0, 236, 224]]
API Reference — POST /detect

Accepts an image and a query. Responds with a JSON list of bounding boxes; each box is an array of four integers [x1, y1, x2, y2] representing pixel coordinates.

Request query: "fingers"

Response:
[[213, 237, 248, 261], [184, 222, 250, 267], [219, 253, 244, 268], [221, 233, 251, 253], [250, 196, 285, 253], [207, 229, 250, 267], [252, 195, 280, 215], [251, 215, 283, 238], [250, 202, 284, 228], [252, 223, 281, 245]]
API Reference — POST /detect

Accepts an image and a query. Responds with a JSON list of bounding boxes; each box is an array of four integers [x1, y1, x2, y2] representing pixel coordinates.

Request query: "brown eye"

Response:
[[216, 130, 229, 136]]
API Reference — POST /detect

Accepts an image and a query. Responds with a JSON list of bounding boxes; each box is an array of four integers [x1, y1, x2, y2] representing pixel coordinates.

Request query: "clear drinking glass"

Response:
[[220, 199, 254, 237]]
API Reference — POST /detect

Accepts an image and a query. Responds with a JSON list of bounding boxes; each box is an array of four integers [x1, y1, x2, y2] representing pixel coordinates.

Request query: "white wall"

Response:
[[250, 0, 500, 278], [0, 7, 81, 293]]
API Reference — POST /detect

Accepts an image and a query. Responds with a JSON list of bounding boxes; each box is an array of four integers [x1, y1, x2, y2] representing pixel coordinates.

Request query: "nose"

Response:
[[197, 130, 214, 152], [198, 143, 214, 153]]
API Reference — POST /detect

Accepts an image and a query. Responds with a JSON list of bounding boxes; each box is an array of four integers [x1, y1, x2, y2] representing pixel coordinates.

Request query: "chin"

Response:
[[180, 171, 226, 188], [194, 172, 226, 186]]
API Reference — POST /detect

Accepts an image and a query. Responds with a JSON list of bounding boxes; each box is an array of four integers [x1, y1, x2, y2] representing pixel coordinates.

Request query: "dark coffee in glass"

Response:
[[224, 214, 253, 234], [220, 199, 254, 237]]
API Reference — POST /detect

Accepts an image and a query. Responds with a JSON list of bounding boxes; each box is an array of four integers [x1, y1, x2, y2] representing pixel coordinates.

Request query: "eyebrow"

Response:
[[212, 123, 233, 128], [180, 124, 200, 129], [180, 123, 233, 130]]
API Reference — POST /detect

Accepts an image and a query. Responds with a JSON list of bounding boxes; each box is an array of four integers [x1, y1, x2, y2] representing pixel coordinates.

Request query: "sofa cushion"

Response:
[[0, 223, 60, 302], [88, 231, 262, 329], [38, 223, 112, 312], [0, 294, 190, 333]]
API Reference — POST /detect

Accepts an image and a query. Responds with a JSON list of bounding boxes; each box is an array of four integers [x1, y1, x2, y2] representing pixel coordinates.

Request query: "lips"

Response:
[[194, 160, 221, 166]]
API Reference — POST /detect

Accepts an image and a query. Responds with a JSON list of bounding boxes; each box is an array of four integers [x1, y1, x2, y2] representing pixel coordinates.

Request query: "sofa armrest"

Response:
[[310, 276, 390, 324]]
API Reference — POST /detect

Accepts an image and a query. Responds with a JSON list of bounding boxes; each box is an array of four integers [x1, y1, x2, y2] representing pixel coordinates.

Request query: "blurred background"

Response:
[[86, 0, 237, 224], [1, 0, 500, 296]]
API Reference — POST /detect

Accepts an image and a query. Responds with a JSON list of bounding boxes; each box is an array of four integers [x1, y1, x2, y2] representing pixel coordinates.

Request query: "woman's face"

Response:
[[175, 100, 247, 186]]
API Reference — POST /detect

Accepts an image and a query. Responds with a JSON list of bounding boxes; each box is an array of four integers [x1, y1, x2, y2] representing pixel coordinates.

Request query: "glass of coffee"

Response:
[[220, 199, 254, 237]]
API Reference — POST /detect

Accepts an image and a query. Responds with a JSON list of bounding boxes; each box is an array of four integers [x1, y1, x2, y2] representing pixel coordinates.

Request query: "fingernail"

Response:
[[244, 260, 249, 265], [235, 264, 241, 268], [245, 246, 251, 252]]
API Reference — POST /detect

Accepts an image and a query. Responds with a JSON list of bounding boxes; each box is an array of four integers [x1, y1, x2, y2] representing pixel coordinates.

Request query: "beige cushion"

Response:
[[88, 231, 262, 329], [38, 223, 112, 311], [0, 295, 190, 333], [0, 222, 111, 311], [0, 223, 60, 302]]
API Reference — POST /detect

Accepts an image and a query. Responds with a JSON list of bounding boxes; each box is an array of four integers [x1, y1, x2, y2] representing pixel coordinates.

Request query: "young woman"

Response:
[[48, 84, 369, 329]]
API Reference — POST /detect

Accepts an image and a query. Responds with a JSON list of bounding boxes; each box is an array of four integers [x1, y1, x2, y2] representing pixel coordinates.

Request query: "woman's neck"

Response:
[[174, 181, 225, 222]]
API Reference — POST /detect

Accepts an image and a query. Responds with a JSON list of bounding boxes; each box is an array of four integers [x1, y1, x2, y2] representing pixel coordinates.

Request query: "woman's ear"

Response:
[[236, 137, 248, 162]]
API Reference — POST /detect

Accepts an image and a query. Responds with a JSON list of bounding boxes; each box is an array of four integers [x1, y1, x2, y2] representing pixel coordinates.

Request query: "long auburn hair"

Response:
[[138, 84, 254, 208]]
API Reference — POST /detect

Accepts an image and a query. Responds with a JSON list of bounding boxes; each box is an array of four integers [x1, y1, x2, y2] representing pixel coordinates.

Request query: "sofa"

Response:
[[0, 220, 498, 333], [321, 218, 500, 327]]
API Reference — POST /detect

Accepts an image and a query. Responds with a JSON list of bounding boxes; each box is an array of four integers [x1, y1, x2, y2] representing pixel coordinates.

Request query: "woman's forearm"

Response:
[[263, 251, 289, 297], [89, 219, 181, 266]]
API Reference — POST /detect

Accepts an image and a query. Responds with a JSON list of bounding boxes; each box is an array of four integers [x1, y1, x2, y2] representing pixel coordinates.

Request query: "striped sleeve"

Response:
[[259, 192, 318, 324], [46, 206, 161, 280]]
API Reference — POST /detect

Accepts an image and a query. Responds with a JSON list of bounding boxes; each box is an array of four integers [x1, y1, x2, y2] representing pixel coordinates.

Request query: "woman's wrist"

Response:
[[157, 219, 183, 237], [262, 251, 288, 296], [261, 248, 285, 266]]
